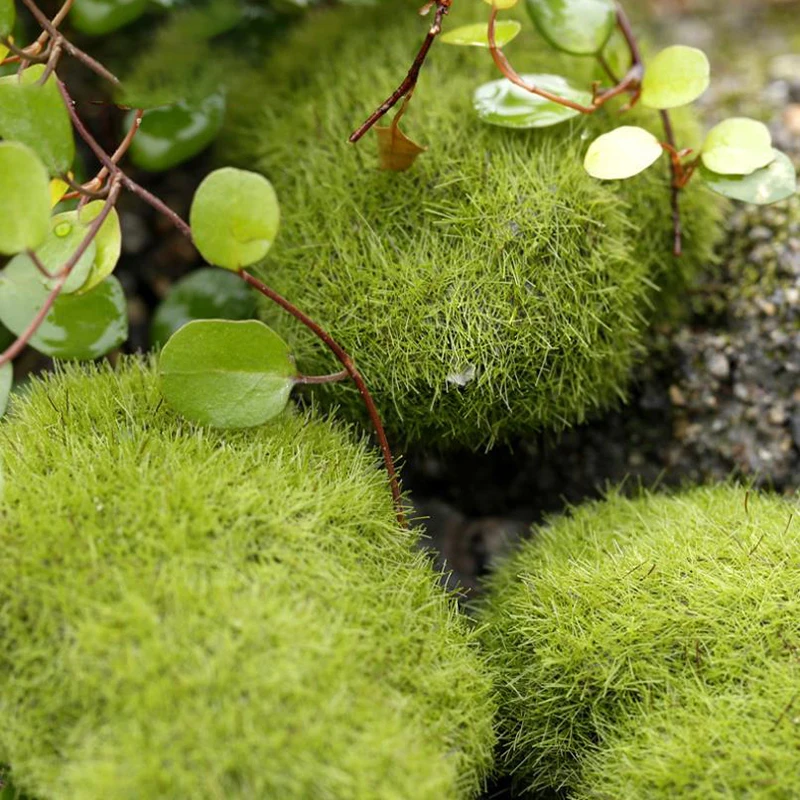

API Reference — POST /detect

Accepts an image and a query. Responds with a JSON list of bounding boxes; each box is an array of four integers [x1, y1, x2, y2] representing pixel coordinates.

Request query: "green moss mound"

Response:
[[220, 1, 722, 448], [0, 360, 495, 800], [478, 485, 800, 795]]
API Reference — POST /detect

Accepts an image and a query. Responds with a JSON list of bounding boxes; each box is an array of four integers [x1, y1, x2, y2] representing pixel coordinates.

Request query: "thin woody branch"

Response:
[[349, 0, 451, 143]]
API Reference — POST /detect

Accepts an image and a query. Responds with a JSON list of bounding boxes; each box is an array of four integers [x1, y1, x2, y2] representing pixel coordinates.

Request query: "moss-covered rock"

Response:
[[220, 1, 723, 448], [478, 485, 800, 796], [0, 360, 495, 800]]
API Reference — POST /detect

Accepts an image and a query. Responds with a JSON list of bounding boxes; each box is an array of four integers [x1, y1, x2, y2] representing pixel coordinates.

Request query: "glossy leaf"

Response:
[[27, 211, 98, 294], [127, 93, 226, 172], [0, 65, 75, 174], [482, 0, 519, 8], [0, 256, 127, 360], [150, 268, 257, 348], [473, 74, 591, 128], [441, 21, 522, 48], [700, 148, 796, 205], [76, 201, 122, 293], [0, 0, 15, 37], [701, 117, 775, 176], [0, 142, 51, 255], [159, 319, 297, 428], [640, 45, 710, 110], [584, 126, 663, 180], [70, 0, 150, 35], [526, 0, 615, 55], [190, 168, 280, 270]]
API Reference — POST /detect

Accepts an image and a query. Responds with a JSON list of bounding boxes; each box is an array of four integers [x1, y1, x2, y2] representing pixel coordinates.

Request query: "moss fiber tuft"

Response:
[[478, 485, 800, 796], [220, 1, 723, 448], [0, 359, 495, 800]]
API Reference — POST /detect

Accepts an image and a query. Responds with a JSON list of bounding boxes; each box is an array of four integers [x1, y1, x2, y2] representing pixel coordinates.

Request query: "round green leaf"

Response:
[[0, 256, 128, 360], [159, 319, 297, 428], [0, 65, 75, 175], [69, 0, 150, 35], [151, 268, 257, 348], [30, 211, 98, 294], [0, 142, 51, 256], [0, 361, 11, 418], [473, 74, 592, 129], [76, 201, 122, 293], [0, 0, 15, 37], [525, 0, 615, 55], [700, 148, 796, 205], [127, 93, 226, 172], [440, 21, 522, 48], [584, 126, 663, 180], [640, 45, 710, 110], [190, 168, 281, 270], [701, 117, 775, 176]]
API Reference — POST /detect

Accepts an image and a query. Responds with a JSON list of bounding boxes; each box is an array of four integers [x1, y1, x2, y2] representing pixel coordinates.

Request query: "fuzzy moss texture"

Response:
[[0, 360, 495, 800], [220, 0, 723, 447], [479, 485, 800, 797]]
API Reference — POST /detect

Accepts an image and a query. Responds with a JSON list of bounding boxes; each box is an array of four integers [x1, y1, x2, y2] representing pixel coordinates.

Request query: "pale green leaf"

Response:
[[0, 65, 75, 175], [31, 211, 98, 294], [0, 361, 11, 418], [640, 46, 710, 110], [0, 142, 51, 256], [76, 201, 122, 293], [159, 319, 297, 428], [190, 168, 281, 270], [584, 126, 663, 180], [440, 21, 522, 48], [701, 117, 775, 176]]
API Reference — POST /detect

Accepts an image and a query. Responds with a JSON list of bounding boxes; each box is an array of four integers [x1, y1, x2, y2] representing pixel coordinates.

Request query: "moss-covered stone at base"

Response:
[[220, 1, 723, 448], [0, 360, 495, 800], [478, 486, 800, 796]]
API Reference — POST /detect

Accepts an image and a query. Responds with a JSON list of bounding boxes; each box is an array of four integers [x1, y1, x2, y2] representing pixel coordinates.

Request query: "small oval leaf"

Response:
[[482, 0, 519, 8], [441, 21, 522, 48], [701, 117, 775, 176], [0, 0, 15, 37], [159, 319, 297, 428], [0, 142, 51, 256], [76, 201, 122, 293], [69, 0, 150, 35], [525, 0, 615, 55], [640, 45, 710, 110], [150, 268, 257, 348], [473, 74, 591, 128], [0, 361, 11, 418], [700, 148, 796, 205], [0, 256, 128, 360], [584, 126, 663, 180], [190, 168, 280, 270], [0, 65, 75, 175]]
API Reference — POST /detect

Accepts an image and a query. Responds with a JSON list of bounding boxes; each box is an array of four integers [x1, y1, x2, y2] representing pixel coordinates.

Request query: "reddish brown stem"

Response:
[[660, 110, 683, 256], [240, 270, 406, 528], [349, 0, 450, 143], [0, 180, 121, 369]]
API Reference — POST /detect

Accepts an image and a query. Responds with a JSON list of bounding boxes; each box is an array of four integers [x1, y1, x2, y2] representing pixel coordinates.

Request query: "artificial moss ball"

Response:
[[0, 360, 495, 800], [220, 1, 722, 447], [478, 486, 800, 796]]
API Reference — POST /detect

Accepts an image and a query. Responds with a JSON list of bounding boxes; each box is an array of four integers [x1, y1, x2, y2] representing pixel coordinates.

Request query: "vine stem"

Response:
[[58, 82, 407, 527], [349, 0, 451, 143], [660, 110, 683, 256], [240, 270, 406, 528]]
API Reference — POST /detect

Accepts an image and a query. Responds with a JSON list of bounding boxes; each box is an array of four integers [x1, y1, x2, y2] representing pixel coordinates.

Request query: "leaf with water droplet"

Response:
[[159, 319, 297, 428], [525, 0, 615, 55]]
